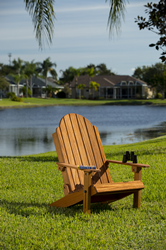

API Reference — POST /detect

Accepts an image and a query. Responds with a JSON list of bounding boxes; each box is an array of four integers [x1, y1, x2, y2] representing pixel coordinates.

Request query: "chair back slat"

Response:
[[56, 127, 76, 191], [58, 118, 81, 187], [54, 113, 112, 193], [93, 126, 113, 183]]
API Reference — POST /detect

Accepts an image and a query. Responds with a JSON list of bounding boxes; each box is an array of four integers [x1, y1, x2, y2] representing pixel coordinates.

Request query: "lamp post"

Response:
[[8, 53, 12, 66]]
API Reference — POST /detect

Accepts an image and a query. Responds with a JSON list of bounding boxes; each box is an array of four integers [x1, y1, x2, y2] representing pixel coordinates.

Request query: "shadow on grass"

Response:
[[1, 200, 116, 217]]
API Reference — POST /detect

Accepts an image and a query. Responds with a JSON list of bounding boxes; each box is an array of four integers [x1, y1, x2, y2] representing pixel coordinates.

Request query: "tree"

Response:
[[0, 63, 15, 76], [89, 81, 100, 99], [43, 85, 58, 97], [150, 63, 166, 99], [96, 63, 115, 75], [0, 64, 10, 94], [0, 77, 9, 92], [132, 62, 166, 99], [59, 67, 83, 87], [77, 84, 86, 99], [24, 0, 126, 49], [36, 57, 57, 86], [10, 73, 25, 97], [132, 66, 151, 81], [12, 58, 24, 74], [20, 86, 32, 97], [9, 58, 25, 96], [135, 0, 166, 63], [106, 0, 127, 36], [24, 0, 55, 49], [59, 67, 76, 85], [24, 60, 38, 96], [63, 85, 71, 98]]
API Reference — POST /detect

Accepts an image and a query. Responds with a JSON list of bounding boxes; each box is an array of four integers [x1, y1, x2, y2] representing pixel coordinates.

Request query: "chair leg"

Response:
[[133, 190, 141, 208], [83, 171, 91, 215], [133, 166, 142, 208]]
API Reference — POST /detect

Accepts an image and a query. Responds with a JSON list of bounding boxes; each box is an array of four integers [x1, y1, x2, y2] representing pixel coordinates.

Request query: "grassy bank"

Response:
[[1, 97, 166, 108], [0, 136, 166, 249]]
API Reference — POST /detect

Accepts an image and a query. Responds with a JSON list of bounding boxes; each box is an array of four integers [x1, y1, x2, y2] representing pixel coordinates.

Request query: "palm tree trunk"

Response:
[[30, 76, 32, 97], [26, 79, 28, 98], [162, 87, 165, 100], [17, 82, 19, 97]]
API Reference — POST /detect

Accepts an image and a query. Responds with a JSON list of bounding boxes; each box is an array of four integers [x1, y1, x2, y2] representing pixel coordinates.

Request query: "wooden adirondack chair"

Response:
[[50, 113, 150, 214]]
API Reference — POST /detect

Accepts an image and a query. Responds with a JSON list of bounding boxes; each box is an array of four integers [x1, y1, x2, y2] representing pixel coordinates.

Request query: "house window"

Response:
[[128, 81, 134, 85], [108, 88, 113, 95], [121, 81, 127, 86]]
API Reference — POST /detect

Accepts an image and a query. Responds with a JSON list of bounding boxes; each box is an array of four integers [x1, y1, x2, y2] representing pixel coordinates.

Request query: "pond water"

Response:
[[1, 105, 166, 156]]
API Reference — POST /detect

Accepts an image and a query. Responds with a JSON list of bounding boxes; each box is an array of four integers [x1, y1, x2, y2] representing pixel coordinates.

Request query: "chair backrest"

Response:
[[52, 113, 112, 194]]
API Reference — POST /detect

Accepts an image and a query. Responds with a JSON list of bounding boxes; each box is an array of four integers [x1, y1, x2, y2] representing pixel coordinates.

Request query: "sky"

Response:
[[0, 0, 159, 78]]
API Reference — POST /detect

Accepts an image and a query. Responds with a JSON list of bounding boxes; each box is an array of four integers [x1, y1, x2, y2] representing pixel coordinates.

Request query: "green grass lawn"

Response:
[[0, 136, 166, 249], [1, 97, 166, 108]]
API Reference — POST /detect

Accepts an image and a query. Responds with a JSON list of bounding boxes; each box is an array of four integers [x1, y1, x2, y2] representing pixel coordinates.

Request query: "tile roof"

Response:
[[70, 75, 148, 87], [6, 76, 63, 89]]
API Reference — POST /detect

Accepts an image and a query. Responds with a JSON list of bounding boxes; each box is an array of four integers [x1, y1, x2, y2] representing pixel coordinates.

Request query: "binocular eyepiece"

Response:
[[122, 151, 137, 163]]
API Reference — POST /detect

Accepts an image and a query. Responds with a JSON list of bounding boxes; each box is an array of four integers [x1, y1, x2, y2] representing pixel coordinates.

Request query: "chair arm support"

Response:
[[57, 162, 101, 172], [106, 160, 150, 168]]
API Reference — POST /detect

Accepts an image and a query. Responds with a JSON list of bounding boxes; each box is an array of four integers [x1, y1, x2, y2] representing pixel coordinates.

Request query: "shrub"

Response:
[[63, 85, 71, 98], [57, 91, 66, 98], [155, 93, 162, 99], [135, 93, 141, 99], [11, 96, 23, 102], [20, 86, 32, 97], [6, 92, 16, 99]]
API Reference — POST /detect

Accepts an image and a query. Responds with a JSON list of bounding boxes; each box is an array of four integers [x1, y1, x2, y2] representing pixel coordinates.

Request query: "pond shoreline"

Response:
[[1, 101, 166, 110], [1, 105, 166, 156]]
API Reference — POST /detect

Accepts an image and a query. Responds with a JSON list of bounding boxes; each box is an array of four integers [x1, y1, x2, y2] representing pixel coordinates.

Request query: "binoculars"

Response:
[[122, 151, 137, 163]]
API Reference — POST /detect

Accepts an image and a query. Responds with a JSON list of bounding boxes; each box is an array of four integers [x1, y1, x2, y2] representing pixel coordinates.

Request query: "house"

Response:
[[5, 76, 63, 97], [70, 75, 149, 99], [29, 76, 63, 97], [6, 76, 24, 96]]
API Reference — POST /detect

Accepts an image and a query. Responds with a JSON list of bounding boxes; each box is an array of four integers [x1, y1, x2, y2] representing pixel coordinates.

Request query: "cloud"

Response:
[[56, 5, 108, 13], [0, 9, 26, 16]]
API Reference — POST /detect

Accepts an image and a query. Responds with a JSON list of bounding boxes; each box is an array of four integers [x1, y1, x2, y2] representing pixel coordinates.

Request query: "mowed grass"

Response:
[[0, 137, 166, 249], [1, 97, 166, 108]]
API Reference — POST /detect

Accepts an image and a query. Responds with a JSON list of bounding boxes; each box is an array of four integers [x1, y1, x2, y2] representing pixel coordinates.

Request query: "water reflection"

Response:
[[0, 128, 54, 156], [134, 122, 166, 141], [1, 105, 166, 156]]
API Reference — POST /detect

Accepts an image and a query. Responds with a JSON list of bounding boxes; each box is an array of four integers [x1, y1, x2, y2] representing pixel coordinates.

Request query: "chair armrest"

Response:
[[57, 162, 101, 172], [106, 159, 150, 168]]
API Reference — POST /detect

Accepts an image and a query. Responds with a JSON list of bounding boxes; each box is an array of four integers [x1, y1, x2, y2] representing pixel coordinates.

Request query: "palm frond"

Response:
[[106, 0, 128, 36], [24, 0, 55, 49]]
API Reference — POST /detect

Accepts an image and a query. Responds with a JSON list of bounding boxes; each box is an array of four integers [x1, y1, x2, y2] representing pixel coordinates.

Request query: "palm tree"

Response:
[[24, 60, 38, 96], [90, 81, 100, 99], [106, 0, 127, 36], [11, 58, 25, 96], [37, 57, 57, 86], [60, 67, 82, 86], [12, 58, 24, 74], [77, 84, 86, 99], [24, 0, 126, 49], [10, 73, 25, 97], [60, 67, 75, 85], [85, 67, 96, 97], [24, 0, 55, 49]]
